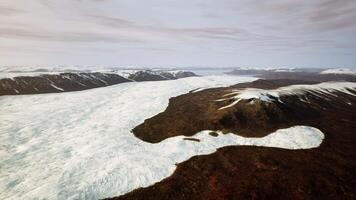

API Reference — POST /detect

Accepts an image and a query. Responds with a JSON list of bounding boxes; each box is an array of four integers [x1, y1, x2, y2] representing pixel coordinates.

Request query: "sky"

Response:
[[0, 0, 356, 68]]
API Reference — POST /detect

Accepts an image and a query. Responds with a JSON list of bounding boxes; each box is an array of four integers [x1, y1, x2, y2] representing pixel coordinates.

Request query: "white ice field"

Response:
[[0, 75, 324, 199]]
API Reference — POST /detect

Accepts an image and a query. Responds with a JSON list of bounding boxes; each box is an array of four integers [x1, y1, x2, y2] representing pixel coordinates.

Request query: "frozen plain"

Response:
[[0, 75, 324, 199]]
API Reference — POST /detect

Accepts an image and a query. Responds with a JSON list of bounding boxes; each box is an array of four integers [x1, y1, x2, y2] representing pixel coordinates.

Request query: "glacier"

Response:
[[0, 75, 324, 199]]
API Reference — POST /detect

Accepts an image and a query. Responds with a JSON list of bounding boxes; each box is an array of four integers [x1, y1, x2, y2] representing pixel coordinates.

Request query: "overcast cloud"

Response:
[[0, 0, 355, 67]]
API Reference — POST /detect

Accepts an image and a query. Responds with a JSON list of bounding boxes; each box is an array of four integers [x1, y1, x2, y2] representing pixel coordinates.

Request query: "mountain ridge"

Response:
[[0, 70, 197, 95]]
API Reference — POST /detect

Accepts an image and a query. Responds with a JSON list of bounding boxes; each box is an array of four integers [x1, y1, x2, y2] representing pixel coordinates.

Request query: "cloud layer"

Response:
[[0, 0, 355, 67]]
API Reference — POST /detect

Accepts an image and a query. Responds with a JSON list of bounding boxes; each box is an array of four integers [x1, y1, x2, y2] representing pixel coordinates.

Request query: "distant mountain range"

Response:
[[0, 70, 196, 95], [227, 68, 356, 83], [227, 67, 356, 76]]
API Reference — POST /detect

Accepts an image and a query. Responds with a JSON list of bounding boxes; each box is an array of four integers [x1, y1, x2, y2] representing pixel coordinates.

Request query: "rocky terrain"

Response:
[[132, 79, 356, 142], [111, 78, 356, 199], [0, 70, 196, 95]]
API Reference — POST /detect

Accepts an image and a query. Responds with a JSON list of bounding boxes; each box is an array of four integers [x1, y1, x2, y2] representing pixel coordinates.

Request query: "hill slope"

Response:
[[113, 79, 356, 200], [0, 70, 196, 95]]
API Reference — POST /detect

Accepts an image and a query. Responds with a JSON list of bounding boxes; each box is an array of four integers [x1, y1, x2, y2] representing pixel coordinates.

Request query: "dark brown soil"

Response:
[[116, 128, 356, 200], [111, 107, 356, 200], [109, 78, 356, 200], [132, 79, 355, 143]]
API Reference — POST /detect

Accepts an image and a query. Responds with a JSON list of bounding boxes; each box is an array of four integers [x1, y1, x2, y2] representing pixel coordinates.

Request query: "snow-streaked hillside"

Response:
[[0, 75, 324, 199], [217, 82, 356, 109], [0, 69, 194, 80], [0, 69, 197, 95]]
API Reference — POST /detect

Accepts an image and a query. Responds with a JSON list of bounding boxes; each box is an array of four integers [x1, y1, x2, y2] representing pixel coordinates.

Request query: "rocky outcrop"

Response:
[[128, 71, 168, 81], [127, 70, 196, 82]]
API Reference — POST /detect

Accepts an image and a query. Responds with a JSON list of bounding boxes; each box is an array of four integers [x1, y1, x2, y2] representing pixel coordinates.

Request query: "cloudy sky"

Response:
[[0, 0, 355, 68]]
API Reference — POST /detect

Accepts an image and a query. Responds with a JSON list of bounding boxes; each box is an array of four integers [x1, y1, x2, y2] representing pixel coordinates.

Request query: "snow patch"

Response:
[[50, 84, 65, 91]]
